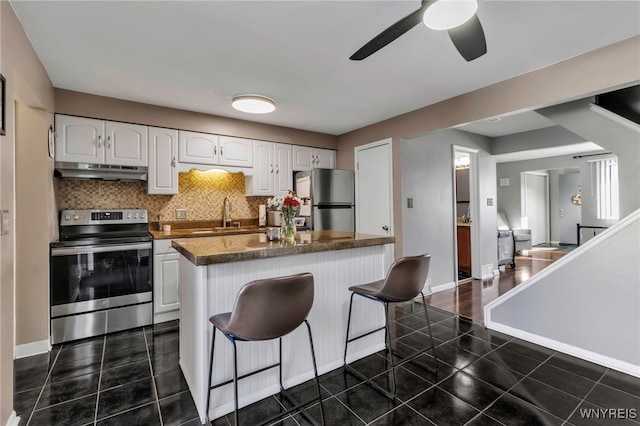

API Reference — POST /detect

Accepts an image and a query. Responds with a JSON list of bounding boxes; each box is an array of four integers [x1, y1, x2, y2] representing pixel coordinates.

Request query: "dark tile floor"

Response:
[[15, 304, 640, 425]]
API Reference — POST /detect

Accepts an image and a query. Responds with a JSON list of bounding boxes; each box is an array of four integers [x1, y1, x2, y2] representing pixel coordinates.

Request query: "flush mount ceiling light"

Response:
[[423, 0, 478, 30], [231, 95, 276, 114]]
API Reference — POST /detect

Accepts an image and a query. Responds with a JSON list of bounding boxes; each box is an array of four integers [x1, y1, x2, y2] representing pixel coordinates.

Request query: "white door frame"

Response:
[[355, 138, 394, 265], [452, 145, 480, 283]]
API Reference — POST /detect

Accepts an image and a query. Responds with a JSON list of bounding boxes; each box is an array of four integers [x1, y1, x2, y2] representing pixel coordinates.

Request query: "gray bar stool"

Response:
[[206, 272, 325, 426], [343, 254, 438, 399]]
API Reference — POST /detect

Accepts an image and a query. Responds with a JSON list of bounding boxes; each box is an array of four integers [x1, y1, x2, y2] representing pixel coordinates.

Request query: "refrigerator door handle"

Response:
[[316, 204, 353, 209]]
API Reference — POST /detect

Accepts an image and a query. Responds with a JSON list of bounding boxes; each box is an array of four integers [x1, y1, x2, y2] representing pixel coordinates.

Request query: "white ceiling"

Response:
[[457, 110, 556, 138], [10, 1, 640, 135]]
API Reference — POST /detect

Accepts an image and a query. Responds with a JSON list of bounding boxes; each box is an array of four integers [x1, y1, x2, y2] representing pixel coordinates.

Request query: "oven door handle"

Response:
[[51, 242, 152, 256]]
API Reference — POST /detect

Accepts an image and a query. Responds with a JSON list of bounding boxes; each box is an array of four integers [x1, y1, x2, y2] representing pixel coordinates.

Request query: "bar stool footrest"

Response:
[[277, 388, 323, 426], [344, 364, 395, 400]]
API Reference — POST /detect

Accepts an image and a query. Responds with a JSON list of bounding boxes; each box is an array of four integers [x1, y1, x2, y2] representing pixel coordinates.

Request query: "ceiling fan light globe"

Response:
[[231, 95, 276, 114], [423, 0, 478, 30]]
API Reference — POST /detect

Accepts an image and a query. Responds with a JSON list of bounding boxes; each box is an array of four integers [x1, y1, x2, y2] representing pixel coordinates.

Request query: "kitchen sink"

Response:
[[179, 226, 262, 235]]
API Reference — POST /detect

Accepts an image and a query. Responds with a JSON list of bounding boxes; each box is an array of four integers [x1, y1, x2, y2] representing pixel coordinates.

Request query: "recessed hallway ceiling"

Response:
[[10, 1, 640, 135]]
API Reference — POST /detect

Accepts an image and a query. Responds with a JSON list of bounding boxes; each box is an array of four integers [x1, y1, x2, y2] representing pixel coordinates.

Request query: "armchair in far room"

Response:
[[497, 212, 532, 252]]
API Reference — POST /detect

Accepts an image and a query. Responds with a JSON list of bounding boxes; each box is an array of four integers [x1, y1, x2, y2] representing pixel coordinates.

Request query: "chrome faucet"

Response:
[[222, 197, 232, 227]]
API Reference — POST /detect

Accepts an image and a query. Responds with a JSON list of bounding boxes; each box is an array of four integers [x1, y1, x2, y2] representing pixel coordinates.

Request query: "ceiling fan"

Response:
[[350, 0, 487, 62]]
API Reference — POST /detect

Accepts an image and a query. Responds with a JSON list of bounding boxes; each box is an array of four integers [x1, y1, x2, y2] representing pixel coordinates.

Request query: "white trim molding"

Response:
[[6, 411, 20, 426], [15, 339, 51, 359]]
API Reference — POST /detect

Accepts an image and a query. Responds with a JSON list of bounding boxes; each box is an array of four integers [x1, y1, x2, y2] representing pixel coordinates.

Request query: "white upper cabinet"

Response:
[[292, 145, 336, 171], [55, 115, 105, 164], [314, 148, 336, 169], [273, 143, 293, 194], [246, 142, 292, 196], [104, 121, 148, 167], [218, 136, 253, 167], [148, 127, 178, 195], [178, 130, 219, 165], [55, 115, 148, 166]]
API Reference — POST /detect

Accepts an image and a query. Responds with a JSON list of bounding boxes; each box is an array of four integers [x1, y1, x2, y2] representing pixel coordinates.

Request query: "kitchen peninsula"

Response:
[[172, 230, 394, 422]]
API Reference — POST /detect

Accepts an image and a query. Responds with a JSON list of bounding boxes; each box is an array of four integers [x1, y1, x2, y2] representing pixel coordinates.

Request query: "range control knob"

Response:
[[127, 213, 132, 219], [73, 214, 80, 220], [64, 214, 71, 221], [134, 214, 139, 219]]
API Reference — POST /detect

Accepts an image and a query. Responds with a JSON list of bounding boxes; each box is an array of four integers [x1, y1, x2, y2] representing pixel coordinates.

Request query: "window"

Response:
[[590, 158, 619, 220]]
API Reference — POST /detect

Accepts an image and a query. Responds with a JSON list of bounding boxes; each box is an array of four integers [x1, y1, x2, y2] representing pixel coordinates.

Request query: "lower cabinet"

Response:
[[457, 225, 472, 276], [153, 240, 180, 323]]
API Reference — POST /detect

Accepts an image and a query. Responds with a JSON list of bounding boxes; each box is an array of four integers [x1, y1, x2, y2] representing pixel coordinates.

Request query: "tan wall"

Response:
[[58, 171, 270, 222], [55, 89, 338, 149], [1, 2, 55, 424], [15, 102, 54, 346], [336, 35, 640, 257]]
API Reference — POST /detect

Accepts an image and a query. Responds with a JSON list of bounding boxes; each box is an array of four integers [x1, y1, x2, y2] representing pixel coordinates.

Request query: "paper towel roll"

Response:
[[259, 205, 267, 226]]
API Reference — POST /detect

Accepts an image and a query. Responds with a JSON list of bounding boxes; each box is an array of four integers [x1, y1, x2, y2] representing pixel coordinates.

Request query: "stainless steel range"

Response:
[[50, 209, 152, 344]]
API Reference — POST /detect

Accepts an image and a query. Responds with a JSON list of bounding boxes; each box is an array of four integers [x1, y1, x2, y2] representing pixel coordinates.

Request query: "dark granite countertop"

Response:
[[171, 230, 395, 266]]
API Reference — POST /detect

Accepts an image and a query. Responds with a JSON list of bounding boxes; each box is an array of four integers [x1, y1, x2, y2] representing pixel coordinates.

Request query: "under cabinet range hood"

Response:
[[54, 162, 148, 182]]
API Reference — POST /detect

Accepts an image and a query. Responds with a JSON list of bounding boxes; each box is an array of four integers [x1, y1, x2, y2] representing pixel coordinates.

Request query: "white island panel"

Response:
[[179, 245, 389, 422]]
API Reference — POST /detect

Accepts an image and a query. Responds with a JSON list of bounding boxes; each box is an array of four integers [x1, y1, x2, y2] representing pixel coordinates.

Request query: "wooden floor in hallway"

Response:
[[426, 248, 568, 323]]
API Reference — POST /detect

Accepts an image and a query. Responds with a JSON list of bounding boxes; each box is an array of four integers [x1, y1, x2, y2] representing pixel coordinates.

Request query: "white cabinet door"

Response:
[[293, 145, 314, 171], [154, 253, 181, 315], [274, 143, 293, 194], [314, 148, 335, 169], [247, 140, 274, 196], [178, 130, 219, 165], [219, 136, 253, 167], [105, 121, 148, 166], [55, 115, 105, 163], [148, 127, 178, 195]]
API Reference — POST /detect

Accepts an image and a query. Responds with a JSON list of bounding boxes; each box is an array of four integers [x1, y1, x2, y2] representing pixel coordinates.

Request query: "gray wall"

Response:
[[488, 213, 640, 372], [538, 97, 640, 218], [401, 129, 497, 287], [496, 154, 617, 239]]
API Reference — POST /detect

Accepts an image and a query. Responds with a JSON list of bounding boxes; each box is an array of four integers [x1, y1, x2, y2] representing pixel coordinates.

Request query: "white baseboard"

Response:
[[549, 241, 560, 246], [154, 310, 180, 324], [431, 281, 456, 294], [488, 323, 640, 378], [15, 339, 51, 359], [6, 411, 19, 426]]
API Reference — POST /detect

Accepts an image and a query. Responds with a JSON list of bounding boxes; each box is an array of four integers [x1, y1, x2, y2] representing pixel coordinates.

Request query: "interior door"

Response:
[[524, 172, 549, 246], [356, 142, 391, 236]]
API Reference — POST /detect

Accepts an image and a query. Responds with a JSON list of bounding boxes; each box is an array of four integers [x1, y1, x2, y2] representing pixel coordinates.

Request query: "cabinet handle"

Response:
[[171, 156, 176, 168], [106, 136, 112, 149], [270, 164, 274, 174], [275, 165, 279, 174], [382, 225, 389, 231], [214, 145, 217, 155], [97, 135, 102, 148], [220, 146, 224, 156]]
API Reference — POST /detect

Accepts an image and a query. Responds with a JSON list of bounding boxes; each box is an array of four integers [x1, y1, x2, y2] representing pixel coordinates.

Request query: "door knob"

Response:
[[382, 225, 389, 231]]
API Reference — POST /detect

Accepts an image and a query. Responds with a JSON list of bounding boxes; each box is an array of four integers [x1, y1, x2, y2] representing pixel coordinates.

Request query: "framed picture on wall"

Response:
[[0, 74, 5, 136]]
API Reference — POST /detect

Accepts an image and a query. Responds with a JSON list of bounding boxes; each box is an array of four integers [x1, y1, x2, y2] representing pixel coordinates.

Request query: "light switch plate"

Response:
[[1, 210, 9, 235], [175, 209, 187, 219], [499, 178, 510, 187], [486, 198, 494, 206]]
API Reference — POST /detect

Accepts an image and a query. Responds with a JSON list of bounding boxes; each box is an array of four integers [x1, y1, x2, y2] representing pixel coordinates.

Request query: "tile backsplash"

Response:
[[57, 170, 269, 221]]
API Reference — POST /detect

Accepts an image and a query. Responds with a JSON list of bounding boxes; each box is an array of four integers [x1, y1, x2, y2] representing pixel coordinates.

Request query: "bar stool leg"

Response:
[[305, 320, 325, 425], [232, 339, 240, 426], [383, 303, 397, 397], [206, 327, 217, 423], [420, 292, 439, 372], [343, 293, 356, 365]]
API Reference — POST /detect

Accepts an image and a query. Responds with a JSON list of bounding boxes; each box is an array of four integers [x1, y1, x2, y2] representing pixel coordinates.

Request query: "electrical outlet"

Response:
[[175, 209, 187, 219], [407, 198, 413, 208]]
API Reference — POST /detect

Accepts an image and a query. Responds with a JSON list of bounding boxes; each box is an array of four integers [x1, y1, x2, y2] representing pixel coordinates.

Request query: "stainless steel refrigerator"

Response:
[[295, 169, 355, 231]]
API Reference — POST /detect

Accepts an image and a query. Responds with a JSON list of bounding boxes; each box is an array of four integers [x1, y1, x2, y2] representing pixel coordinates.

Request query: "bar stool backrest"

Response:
[[226, 273, 315, 341], [377, 254, 431, 302]]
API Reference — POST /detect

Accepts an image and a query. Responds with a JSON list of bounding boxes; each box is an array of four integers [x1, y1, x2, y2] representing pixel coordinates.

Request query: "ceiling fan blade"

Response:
[[350, 3, 430, 61], [447, 14, 487, 62]]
